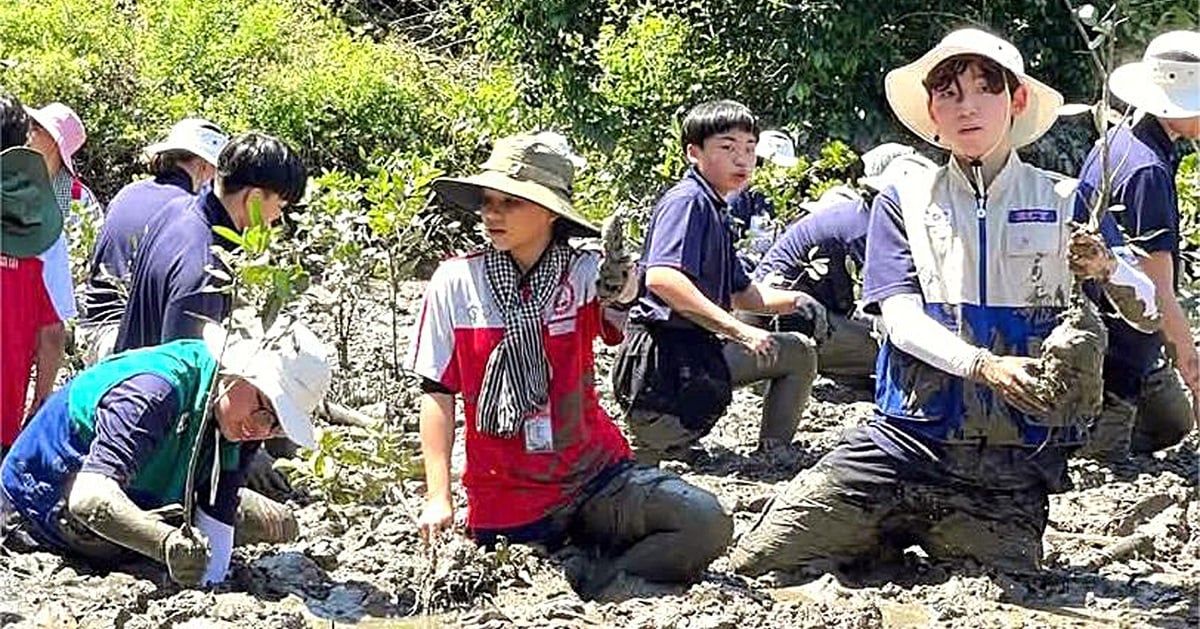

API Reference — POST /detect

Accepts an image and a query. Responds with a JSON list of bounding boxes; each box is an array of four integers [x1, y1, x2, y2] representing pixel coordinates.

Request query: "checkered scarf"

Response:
[[476, 242, 575, 437], [51, 170, 73, 217]]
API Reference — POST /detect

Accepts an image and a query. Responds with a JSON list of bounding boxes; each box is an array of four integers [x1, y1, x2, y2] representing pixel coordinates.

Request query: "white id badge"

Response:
[[523, 409, 554, 453]]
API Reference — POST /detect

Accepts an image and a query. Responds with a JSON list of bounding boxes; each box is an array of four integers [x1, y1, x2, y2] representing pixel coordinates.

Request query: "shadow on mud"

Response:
[[230, 549, 395, 622]]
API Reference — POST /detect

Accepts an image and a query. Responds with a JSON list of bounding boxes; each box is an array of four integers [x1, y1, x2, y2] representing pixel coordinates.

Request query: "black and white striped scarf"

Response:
[[477, 242, 575, 437]]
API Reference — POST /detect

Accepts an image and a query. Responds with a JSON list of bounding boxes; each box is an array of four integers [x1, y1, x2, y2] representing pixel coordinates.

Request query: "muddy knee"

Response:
[[235, 488, 298, 545], [673, 488, 733, 577]]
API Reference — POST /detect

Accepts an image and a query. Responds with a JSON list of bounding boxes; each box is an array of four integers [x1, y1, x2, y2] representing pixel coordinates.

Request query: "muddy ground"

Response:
[[1, 281, 1196, 628]]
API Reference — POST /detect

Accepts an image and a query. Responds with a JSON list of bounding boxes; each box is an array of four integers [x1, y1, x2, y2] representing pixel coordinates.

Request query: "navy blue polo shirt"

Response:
[[1077, 115, 1179, 398], [115, 191, 238, 352], [754, 197, 869, 316], [630, 167, 752, 330], [82, 169, 195, 326]]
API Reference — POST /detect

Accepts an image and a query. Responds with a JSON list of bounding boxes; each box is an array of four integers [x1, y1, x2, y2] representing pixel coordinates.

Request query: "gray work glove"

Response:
[[597, 211, 637, 306], [244, 448, 292, 500], [162, 527, 211, 587]]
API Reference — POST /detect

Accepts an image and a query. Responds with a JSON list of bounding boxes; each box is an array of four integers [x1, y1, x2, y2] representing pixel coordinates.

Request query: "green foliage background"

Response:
[[2, 0, 1196, 267]]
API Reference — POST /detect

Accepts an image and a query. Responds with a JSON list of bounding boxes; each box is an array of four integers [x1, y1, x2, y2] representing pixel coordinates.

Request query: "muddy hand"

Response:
[[1068, 230, 1116, 281], [976, 355, 1051, 416], [418, 495, 454, 543], [739, 326, 779, 366], [163, 526, 211, 587], [598, 211, 635, 305]]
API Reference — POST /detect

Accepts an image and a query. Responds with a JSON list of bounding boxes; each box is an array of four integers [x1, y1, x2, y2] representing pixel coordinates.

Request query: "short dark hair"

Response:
[[681, 100, 759, 150], [217, 132, 306, 204], [923, 54, 1020, 99], [148, 148, 202, 176], [0, 93, 30, 151]]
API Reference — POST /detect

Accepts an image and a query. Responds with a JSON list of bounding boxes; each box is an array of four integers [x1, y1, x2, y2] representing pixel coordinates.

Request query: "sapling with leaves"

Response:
[[1023, 1, 1163, 424]]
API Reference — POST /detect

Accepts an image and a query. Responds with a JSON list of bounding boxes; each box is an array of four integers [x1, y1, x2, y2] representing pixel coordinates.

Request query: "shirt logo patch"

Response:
[[551, 283, 575, 316], [1008, 209, 1057, 224]]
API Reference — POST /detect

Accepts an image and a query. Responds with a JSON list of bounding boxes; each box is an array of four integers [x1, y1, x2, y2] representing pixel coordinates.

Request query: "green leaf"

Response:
[[213, 226, 244, 247]]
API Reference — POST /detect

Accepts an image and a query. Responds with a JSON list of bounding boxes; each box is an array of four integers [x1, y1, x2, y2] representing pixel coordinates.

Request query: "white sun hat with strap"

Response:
[[1110, 30, 1200, 119], [204, 320, 332, 449], [884, 28, 1064, 149]]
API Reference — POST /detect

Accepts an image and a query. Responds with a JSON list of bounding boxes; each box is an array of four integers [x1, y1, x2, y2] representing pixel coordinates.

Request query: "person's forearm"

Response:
[[67, 471, 174, 562], [33, 323, 66, 403], [419, 393, 455, 502], [645, 266, 752, 340], [1161, 294, 1197, 371], [879, 293, 987, 378], [733, 284, 799, 314]]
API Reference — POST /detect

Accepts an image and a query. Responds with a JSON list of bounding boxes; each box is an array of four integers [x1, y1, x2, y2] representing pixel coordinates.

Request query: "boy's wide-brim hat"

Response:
[[884, 28, 1064, 149], [1, 147, 63, 258], [431, 133, 599, 237], [1110, 30, 1200, 119], [203, 320, 332, 449]]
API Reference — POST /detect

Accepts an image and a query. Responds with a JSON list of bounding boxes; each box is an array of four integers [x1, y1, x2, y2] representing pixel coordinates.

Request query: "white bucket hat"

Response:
[[204, 320, 332, 448], [799, 184, 862, 213], [884, 29, 1064, 149], [756, 129, 799, 167], [143, 118, 229, 167], [1110, 31, 1200, 119], [861, 143, 917, 179], [860, 152, 939, 193]]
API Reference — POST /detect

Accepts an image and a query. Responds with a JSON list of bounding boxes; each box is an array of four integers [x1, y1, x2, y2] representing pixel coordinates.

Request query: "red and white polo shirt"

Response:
[[407, 249, 632, 531]]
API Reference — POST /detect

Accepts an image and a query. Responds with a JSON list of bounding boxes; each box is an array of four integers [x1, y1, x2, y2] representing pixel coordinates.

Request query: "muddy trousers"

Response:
[[730, 427, 1063, 577], [741, 311, 879, 379], [623, 331, 818, 461], [1083, 363, 1194, 459], [0, 484, 295, 566], [474, 464, 732, 598]]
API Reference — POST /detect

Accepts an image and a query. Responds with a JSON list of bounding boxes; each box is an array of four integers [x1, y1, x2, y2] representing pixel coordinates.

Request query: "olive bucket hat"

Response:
[[1, 146, 63, 258], [431, 133, 599, 237]]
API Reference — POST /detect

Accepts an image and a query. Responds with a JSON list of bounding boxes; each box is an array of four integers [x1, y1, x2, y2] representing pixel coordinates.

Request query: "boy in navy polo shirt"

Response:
[[80, 119, 229, 365], [115, 132, 305, 353], [749, 149, 938, 380], [613, 101, 827, 463], [1080, 31, 1200, 458]]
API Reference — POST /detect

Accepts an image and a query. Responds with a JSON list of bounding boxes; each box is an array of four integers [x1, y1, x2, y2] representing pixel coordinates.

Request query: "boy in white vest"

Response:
[[731, 29, 1158, 576]]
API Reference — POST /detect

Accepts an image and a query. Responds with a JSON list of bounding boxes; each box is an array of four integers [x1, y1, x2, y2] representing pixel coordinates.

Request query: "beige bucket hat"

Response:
[[432, 133, 599, 237], [884, 29, 1064, 149]]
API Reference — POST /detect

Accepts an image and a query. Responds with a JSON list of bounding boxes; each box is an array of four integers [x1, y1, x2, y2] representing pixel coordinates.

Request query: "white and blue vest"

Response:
[[875, 152, 1087, 447]]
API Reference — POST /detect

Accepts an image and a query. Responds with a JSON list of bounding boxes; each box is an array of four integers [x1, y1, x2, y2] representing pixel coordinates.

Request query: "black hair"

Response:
[[216, 132, 306, 204], [681, 100, 759, 151], [148, 148, 202, 177], [0, 93, 29, 151], [923, 54, 1020, 100]]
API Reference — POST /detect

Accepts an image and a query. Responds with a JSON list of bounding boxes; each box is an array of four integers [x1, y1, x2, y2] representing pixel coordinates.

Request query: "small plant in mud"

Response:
[[276, 424, 423, 505]]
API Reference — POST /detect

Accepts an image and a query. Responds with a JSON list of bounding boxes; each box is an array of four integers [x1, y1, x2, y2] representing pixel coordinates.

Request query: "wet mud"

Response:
[[0, 281, 1195, 628]]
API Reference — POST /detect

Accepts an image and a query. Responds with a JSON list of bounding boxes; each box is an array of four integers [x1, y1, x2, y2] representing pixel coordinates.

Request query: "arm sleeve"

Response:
[[861, 189, 921, 312], [79, 374, 178, 483], [405, 263, 460, 392], [1122, 167, 1179, 254], [879, 293, 986, 378], [642, 198, 708, 278], [38, 235, 77, 321], [754, 220, 812, 283], [161, 257, 230, 342]]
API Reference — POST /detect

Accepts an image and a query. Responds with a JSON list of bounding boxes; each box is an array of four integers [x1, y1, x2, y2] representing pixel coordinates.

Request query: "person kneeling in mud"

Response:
[[744, 145, 938, 381], [731, 29, 1159, 577], [613, 101, 827, 464], [1077, 31, 1200, 460], [0, 322, 331, 587], [408, 133, 732, 601]]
